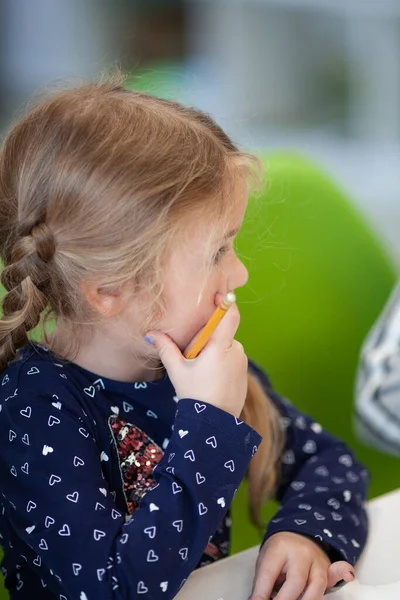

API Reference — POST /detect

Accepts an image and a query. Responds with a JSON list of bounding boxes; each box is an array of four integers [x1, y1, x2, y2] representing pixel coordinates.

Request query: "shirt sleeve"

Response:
[[1, 391, 261, 600], [248, 361, 369, 566], [355, 283, 400, 456]]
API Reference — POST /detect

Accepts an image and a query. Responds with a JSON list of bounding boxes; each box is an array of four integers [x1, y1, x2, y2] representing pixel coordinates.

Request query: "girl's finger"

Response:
[[327, 561, 355, 589], [273, 565, 310, 600], [300, 563, 328, 600], [145, 330, 184, 374], [207, 300, 240, 350], [249, 554, 286, 600]]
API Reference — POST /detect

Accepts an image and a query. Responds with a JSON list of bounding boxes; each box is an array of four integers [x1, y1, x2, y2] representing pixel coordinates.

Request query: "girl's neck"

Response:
[[44, 325, 162, 384]]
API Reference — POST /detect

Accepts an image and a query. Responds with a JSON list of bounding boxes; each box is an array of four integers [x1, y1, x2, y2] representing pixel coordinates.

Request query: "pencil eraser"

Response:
[[225, 292, 236, 303]]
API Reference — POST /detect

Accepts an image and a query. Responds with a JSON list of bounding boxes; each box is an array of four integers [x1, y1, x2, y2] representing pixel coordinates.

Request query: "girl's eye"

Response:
[[213, 245, 229, 264]]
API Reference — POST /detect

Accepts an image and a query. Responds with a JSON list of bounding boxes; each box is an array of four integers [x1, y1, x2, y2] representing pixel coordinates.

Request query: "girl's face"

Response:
[[156, 177, 249, 352]]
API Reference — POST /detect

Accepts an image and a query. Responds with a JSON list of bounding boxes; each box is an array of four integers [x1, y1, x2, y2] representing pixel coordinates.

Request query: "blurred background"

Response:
[[1, 0, 400, 259], [1, 0, 400, 560]]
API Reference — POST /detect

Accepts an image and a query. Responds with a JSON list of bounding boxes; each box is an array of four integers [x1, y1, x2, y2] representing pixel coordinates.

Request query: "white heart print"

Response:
[[332, 512, 343, 521], [315, 466, 329, 477], [144, 526, 156, 539], [39, 539, 48, 550], [303, 440, 317, 453], [58, 524, 71, 536], [93, 529, 106, 541], [137, 581, 148, 594], [298, 503, 312, 511], [282, 450, 295, 465], [66, 492, 79, 503], [205, 436, 217, 448], [198, 503, 208, 516], [172, 520, 183, 532], [20, 406, 32, 418], [49, 475, 61, 486], [134, 382, 147, 389], [172, 482, 182, 494], [310, 422, 323, 433], [338, 454, 353, 468], [291, 481, 305, 491], [179, 548, 188, 560], [184, 450, 195, 462], [93, 378, 105, 390], [327, 498, 340, 510], [196, 472, 206, 485], [27, 367, 39, 375], [314, 512, 326, 521], [45, 516, 55, 528], [147, 550, 159, 562], [25, 525, 35, 534], [84, 386, 95, 398]]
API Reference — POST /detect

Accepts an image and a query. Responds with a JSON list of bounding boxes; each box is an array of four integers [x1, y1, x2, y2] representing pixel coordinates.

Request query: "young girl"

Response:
[[0, 78, 368, 600]]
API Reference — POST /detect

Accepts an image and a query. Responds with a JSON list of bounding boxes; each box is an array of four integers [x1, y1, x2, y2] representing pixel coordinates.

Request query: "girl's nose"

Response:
[[229, 256, 248, 290]]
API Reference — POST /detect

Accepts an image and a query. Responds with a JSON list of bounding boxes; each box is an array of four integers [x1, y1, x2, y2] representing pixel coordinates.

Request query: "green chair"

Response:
[[231, 153, 398, 552]]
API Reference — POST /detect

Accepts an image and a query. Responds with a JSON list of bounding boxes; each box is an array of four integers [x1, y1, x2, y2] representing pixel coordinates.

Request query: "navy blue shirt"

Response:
[[0, 343, 368, 599]]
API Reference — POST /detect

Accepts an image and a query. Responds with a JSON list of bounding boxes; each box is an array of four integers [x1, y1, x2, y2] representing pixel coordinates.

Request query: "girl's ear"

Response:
[[81, 280, 128, 317]]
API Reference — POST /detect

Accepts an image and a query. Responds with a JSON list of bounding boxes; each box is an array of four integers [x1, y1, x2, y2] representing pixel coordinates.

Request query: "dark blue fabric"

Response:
[[0, 343, 368, 599]]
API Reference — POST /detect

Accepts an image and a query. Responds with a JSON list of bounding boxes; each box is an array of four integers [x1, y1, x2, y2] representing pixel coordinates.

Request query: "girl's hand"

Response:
[[250, 532, 355, 600], [146, 301, 248, 418]]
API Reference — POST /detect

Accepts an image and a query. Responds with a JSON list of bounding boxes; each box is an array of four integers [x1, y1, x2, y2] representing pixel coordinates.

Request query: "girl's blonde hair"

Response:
[[0, 75, 283, 526]]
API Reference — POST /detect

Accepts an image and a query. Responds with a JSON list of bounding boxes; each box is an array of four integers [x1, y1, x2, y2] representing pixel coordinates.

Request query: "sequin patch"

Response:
[[110, 416, 163, 515]]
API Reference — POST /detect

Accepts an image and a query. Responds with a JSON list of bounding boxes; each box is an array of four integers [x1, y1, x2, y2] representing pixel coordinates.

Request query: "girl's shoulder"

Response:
[[1, 343, 79, 400], [0, 343, 99, 435]]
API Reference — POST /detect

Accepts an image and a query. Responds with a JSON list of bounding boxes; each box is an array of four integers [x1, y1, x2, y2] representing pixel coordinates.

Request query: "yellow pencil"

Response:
[[184, 292, 236, 359]]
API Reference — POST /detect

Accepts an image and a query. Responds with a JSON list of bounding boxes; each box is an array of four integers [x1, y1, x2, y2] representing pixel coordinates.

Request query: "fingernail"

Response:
[[144, 335, 154, 345], [348, 571, 355, 580]]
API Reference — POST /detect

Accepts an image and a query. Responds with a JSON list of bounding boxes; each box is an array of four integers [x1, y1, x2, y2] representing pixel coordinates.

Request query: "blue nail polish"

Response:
[[144, 335, 154, 345]]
